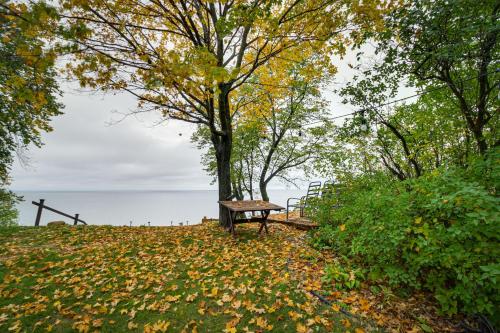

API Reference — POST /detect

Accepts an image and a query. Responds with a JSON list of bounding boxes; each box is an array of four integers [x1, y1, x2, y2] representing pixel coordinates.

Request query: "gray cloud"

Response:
[[10, 83, 214, 190], [10, 48, 367, 191]]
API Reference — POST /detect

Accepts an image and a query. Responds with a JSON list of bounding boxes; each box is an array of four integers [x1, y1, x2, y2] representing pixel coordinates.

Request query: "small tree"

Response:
[[243, 60, 330, 201], [194, 58, 331, 201], [231, 122, 261, 200], [192, 122, 260, 200]]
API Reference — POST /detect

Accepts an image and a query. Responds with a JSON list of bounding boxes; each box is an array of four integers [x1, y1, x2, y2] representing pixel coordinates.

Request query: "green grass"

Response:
[[0, 223, 373, 333]]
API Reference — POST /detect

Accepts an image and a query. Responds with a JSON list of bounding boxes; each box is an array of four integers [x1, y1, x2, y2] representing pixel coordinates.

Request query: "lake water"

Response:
[[14, 190, 304, 226]]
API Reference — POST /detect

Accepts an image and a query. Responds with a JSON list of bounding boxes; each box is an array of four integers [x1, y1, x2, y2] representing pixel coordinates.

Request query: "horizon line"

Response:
[[11, 188, 301, 192]]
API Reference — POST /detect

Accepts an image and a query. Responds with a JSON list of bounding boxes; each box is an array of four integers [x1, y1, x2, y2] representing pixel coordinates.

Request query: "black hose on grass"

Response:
[[308, 289, 353, 318], [282, 241, 373, 329], [459, 314, 497, 333], [285, 256, 379, 330]]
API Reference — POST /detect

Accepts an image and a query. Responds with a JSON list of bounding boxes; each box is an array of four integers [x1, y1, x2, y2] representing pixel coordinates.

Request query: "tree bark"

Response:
[[381, 120, 422, 177], [214, 140, 232, 227], [259, 180, 269, 202], [231, 177, 244, 201], [213, 86, 233, 228], [474, 3, 498, 154]]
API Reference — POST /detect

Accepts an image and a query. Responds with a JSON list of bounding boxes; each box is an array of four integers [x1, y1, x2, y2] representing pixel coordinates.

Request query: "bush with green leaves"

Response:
[[0, 189, 19, 227], [312, 149, 500, 318], [322, 262, 364, 290]]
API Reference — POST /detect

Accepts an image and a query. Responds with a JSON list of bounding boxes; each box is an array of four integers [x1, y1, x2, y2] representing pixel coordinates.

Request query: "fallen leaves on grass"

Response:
[[0, 222, 457, 332], [0, 223, 350, 332]]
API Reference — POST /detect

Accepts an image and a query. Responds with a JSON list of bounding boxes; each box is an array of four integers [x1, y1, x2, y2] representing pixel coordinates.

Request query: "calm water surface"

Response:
[[14, 190, 304, 226]]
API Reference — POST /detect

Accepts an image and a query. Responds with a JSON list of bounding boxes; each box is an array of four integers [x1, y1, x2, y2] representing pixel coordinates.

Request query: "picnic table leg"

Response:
[[228, 209, 236, 236], [258, 210, 271, 234]]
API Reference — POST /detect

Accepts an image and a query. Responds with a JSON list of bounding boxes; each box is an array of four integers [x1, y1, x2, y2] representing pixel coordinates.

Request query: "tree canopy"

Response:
[[341, 0, 499, 157]]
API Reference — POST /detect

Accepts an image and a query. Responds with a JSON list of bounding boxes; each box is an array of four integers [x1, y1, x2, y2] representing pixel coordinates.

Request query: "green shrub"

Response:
[[0, 189, 20, 227], [312, 149, 500, 318], [322, 262, 364, 290]]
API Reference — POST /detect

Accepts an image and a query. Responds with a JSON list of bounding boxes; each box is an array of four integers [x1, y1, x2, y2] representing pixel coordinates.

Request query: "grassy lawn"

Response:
[[0, 222, 373, 333]]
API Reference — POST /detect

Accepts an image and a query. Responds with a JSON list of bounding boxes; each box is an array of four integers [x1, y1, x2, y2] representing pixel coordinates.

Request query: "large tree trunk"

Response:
[[215, 141, 232, 227], [472, 123, 488, 155], [259, 180, 269, 202], [213, 86, 233, 228]]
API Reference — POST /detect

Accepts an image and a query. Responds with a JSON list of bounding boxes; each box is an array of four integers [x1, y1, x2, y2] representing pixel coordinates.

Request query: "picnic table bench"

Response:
[[218, 200, 284, 236]]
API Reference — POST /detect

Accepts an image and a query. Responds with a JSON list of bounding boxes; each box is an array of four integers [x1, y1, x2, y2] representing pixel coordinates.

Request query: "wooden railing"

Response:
[[32, 199, 87, 226]]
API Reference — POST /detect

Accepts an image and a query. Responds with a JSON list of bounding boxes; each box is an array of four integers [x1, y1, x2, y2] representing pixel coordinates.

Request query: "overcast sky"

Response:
[[10, 57, 356, 191]]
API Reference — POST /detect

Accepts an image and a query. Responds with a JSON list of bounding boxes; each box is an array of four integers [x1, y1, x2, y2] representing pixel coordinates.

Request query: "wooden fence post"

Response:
[[34, 199, 44, 227], [73, 214, 79, 226]]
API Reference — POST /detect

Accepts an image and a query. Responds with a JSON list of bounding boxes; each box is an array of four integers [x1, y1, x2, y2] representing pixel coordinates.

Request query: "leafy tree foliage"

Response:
[[341, 0, 499, 157], [0, 1, 62, 184], [317, 88, 494, 182], [318, 0, 499, 182], [0, 1, 62, 226], [0, 188, 18, 227]]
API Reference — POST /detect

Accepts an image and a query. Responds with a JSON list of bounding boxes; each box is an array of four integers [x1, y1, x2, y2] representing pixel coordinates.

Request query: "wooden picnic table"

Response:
[[218, 200, 285, 236]]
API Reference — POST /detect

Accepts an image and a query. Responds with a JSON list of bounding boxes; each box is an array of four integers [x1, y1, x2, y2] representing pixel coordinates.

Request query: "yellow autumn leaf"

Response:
[[255, 317, 268, 328], [296, 323, 308, 333], [92, 319, 103, 328], [221, 293, 232, 302], [165, 295, 181, 302], [341, 318, 351, 328], [288, 311, 303, 321], [127, 321, 138, 330], [232, 300, 242, 309], [186, 293, 198, 302], [152, 320, 170, 332], [8, 320, 22, 332]]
